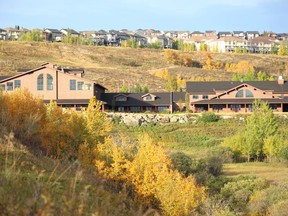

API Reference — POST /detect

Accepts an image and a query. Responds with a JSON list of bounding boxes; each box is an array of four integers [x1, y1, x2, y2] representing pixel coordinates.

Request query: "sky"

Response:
[[0, 0, 287, 33]]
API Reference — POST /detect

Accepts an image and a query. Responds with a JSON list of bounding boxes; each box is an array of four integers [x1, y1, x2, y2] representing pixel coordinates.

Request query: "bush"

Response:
[[170, 152, 193, 177], [196, 112, 219, 124]]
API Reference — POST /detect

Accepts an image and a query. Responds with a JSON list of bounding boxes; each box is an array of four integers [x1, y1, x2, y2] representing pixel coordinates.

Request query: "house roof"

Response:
[[217, 36, 246, 42], [191, 31, 204, 34], [246, 31, 260, 34], [44, 28, 61, 34], [249, 36, 279, 44], [186, 81, 288, 94], [101, 92, 186, 106], [233, 31, 245, 34], [218, 31, 232, 35], [61, 29, 79, 34], [0, 76, 11, 81], [191, 98, 288, 105]]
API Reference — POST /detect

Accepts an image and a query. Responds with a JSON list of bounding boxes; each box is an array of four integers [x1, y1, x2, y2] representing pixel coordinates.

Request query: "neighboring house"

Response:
[[60, 29, 79, 37], [207, 36, 251, 53], [177, 31, 190, 39], [79, 30, 106, 45], [249, 37, 279, 54], [132, 33, 148, 47], [43, 29, 62, 42], [277, 33, 288, 41], [105, 30, 118, 45], [0, 28, 8, 40], [217, 31, 233, 38], [186, 78, 288, 113], [0, 62, 106, 110], [101, 92, 186, 112], [191, 31, 204, 37], [205, 30, 217, 37], [246, 31, 260, 40], [5, 27, 30, 40], [233, 31, 245, 39], [147, 35, 173, 48], [164, 31, 178, 39]]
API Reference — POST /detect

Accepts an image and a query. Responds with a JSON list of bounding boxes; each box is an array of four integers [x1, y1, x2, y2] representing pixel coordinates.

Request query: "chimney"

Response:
[[278, 76, 284, 85]]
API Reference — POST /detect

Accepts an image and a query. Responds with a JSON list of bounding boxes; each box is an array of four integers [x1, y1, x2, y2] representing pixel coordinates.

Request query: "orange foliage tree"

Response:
[[94, 134, 206, 215]]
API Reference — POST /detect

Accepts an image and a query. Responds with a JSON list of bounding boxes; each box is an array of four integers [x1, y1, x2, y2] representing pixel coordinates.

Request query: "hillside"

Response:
[[0, 41, 287, 92]]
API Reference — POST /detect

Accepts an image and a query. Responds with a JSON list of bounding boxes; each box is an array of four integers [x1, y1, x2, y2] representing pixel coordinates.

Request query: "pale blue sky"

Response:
[[0, 0, 287, 33]]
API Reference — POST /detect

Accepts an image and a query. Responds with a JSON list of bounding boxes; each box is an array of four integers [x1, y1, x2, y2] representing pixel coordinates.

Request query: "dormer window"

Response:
[[115, 95, 127, 101], [142, 93, 156, 101]]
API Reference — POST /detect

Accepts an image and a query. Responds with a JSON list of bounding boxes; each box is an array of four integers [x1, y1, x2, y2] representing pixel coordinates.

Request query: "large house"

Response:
[[0, 63, 106, 110], [1, 63, 288, 113], [186, 78, 288, 113], [101, 92, 186, 112]]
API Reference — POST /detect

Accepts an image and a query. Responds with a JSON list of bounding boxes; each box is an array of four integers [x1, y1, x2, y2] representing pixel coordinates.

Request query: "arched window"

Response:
[[37, 74, 43, 90], [235, 89, 243, 98], [245, 89, 254, 98], [47, 74, 53, 90]]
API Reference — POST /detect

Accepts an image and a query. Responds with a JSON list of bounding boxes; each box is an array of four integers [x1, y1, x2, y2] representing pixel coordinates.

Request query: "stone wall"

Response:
[[106, 113, 197, 126]]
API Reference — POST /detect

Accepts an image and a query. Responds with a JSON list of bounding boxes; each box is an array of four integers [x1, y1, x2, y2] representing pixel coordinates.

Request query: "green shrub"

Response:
[[196, 112, 219, 124], [170, 152, 193, 176]]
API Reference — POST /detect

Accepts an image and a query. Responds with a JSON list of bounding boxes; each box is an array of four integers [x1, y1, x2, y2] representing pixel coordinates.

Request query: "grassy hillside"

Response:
[[1, 41, 287, 92]]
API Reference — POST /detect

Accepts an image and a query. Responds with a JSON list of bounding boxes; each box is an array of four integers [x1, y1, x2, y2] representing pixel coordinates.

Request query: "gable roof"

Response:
[[186, 81, 288, 94], [44, 28, 61, 34], [101, 92, 185, 106]]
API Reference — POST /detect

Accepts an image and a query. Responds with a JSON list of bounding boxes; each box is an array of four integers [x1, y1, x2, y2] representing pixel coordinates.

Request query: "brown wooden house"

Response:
[[0, 62, 106, 110], [186, 78, 288, 113]]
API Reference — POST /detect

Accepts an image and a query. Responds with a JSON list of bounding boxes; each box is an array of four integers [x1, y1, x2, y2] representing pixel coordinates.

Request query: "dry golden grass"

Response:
[[223, 162, 288, 183], [1, 41, 287, 92]]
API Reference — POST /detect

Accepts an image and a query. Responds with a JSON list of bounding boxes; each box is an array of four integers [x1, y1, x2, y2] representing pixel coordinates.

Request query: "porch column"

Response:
[[208, 104, 211, 112], [281, 103, 283, 112], [244, 104, 247, 113], [226, 104, 228, 112]]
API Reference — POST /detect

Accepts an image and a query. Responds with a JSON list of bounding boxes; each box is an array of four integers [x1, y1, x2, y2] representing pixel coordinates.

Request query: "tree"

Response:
[[278, 42, 288, 56], [165, 73, 178, 91], [244, 100, 279, 161]]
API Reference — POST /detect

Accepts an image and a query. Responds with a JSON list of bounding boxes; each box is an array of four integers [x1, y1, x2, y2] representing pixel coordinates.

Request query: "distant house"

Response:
[[132, 33, 148, 47], [233, 31, 245, 39], [4, 27, 30, 40], [101, 92, 186, 112], [186, 79, 288, 113], [277, 33, 288, 41], [249, 37, 279, 54], [0, 28, 7, 40], [177, 31, 190, 39], [43, 29, 62, 42], [191, 31, 204, 37], [164, 31, 178, 38], [208, 36, 251, 53], [0, 62, 106, 110], [246, 31, 260, 40], [205, 30, 217, 37], [217, 31, 233, 38], [60, 29, 79, 37], [80, 30, 106, 45]]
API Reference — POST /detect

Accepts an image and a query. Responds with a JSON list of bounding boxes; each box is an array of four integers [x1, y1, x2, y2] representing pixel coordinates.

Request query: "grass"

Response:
[[1, 41, 288, 92], [223, 162, 288, 183]]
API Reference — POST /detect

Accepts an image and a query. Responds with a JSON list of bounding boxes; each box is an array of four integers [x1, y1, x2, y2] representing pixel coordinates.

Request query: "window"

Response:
[[245, 89, 254, 98], [70, 80, 76, 90], [130, 106, 141, 112], [202, 95, 208, 99], [192, 95, 199, 99], [235, 90, 243, 98], [144, 95, 153, 101], [158, 106, 168, 111], [77, 81, 84, 90], [116, 96, 127, 101], [37, 74, 43, 90], [85, 84, 91, 90], [118, 107, 125, 112], [7, 82, 13, 91], [14, 80, 21, 89], [0, 84, 5, 91], [47, 74, 53, 90], [146, 106, 153, 111]]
